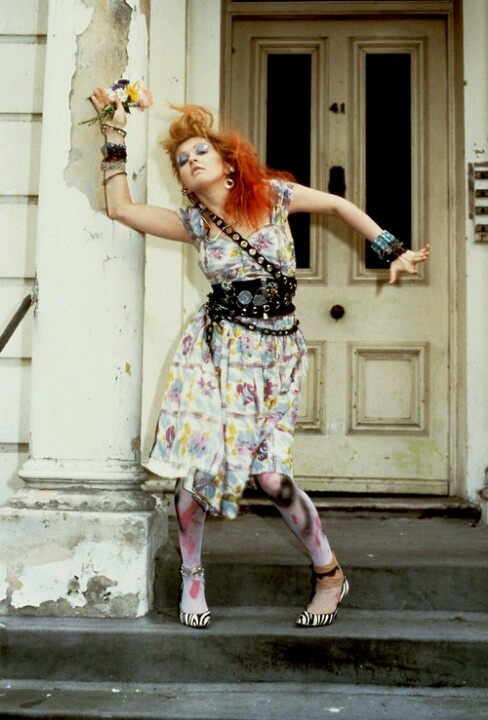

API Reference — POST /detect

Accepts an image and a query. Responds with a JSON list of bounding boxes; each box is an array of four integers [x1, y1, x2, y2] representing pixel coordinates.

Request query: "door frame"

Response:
[[222, 0, 465, 497]]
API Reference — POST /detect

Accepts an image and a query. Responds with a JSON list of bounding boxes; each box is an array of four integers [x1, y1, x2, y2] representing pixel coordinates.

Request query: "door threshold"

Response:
[[240, 493, 481, 521]]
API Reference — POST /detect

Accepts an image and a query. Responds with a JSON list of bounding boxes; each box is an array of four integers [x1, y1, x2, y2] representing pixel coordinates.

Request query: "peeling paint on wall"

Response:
[[65, 0, 133, 208], [83, 574, 117, 604], [0, 498, 165, 617]]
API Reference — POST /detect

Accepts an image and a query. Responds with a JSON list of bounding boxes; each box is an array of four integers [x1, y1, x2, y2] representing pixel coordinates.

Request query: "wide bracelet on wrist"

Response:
[[371, 230, 405, 261], [101, 142, 127, 161], [100, 140, 127, 172]]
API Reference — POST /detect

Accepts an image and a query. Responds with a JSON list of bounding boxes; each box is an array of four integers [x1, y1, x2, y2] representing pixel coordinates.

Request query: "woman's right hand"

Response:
[[90, 87, 127, 130]]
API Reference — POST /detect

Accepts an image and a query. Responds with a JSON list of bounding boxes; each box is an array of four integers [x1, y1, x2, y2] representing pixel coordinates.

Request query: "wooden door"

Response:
[[228, 17, 450, 494]]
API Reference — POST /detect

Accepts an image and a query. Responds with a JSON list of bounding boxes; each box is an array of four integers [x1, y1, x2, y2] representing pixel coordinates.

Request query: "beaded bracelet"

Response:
[[101, 142, 127, 161], [101, 159, 126, 171], [101, 123, 127, 139], [371, 230, 406, 261]]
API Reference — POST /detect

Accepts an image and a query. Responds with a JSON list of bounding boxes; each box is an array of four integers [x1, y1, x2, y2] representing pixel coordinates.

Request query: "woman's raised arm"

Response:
[[91, 88, 191, 243]]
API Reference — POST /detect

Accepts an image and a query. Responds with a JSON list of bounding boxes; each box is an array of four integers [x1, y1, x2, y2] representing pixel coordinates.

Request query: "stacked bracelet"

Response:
[[371, 230, 406, 261], [101, 123, 127, 139], [101, 141, 127, 172], [101, 159, 126, 171], [101, 142, 127, 161]]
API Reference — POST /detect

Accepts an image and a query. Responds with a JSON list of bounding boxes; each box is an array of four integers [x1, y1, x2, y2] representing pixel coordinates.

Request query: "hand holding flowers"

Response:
[[83, 79, 153, 127]]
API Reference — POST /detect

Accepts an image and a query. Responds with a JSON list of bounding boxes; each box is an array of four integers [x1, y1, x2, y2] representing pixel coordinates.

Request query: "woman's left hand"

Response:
[[389, 244, 430, 284]]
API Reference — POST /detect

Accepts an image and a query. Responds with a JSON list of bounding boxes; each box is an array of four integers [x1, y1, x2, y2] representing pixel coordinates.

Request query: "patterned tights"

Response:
[[254, 472, 332, 565], [175, 473, 334, 615], [174, 479, 209, 614]]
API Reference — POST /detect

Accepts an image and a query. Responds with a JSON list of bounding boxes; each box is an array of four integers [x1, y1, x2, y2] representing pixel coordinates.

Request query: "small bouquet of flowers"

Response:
[[81, 78, 153, 126]]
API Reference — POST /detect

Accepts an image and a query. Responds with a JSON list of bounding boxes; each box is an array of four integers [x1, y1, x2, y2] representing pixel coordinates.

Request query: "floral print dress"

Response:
[[146, 180, 308, 519]]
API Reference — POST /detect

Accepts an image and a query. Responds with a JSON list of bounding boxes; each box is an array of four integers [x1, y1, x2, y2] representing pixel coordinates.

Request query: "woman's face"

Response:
[[175, 136, 229, 192]]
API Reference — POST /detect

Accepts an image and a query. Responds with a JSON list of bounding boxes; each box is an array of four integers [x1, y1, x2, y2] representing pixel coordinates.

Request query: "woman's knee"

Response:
[[255, 472, 296, 507]]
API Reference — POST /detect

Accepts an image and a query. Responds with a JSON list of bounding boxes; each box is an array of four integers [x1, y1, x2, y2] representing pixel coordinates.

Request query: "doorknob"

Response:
[[328, 166, 346, 197], [330, 304, 345, 321]]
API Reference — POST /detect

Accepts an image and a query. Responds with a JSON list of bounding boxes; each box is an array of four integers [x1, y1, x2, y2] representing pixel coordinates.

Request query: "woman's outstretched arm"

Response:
[[289, 183, 430, 284]]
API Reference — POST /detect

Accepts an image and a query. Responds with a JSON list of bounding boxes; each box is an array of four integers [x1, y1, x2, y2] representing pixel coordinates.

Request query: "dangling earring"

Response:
[[224, 165, 235, 190], [181, 186, 189, 196]]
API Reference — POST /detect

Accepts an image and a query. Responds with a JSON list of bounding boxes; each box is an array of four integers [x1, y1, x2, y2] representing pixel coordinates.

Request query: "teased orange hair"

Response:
[[161, 104, 293, 228]]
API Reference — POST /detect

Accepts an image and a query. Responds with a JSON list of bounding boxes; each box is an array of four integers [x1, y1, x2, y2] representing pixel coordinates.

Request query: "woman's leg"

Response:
[[174, 480, 209, 615], [255, 472, 345, 615]]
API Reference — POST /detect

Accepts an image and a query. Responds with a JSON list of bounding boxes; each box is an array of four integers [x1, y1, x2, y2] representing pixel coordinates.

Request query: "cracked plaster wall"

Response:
[[0, 508, 164, 617], [65, 0, 149, 209]]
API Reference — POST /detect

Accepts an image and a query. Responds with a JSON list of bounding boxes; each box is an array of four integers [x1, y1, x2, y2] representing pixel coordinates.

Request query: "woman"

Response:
[[90, 89, 429, 630]]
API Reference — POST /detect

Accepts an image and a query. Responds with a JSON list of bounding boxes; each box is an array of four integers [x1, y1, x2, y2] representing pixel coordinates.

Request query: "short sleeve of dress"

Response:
[[178, 207, 208, 248], [270, 179, 294, 226]]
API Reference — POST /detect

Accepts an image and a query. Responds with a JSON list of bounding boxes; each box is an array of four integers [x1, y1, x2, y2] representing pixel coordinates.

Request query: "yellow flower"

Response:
[[127, 83, 140, 103]]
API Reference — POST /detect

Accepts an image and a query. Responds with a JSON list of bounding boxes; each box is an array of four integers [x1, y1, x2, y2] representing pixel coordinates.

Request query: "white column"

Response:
[[0, 0, 164, 616]]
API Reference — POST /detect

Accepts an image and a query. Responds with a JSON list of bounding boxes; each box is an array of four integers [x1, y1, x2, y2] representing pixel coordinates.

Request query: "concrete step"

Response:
[[1, 515, 488, 718], [1, 681, 488, 720], [156, 555, 488, 613], [155, 514, 488, 612], [240, 492, 482, 520], [2, 609, 488, 688]]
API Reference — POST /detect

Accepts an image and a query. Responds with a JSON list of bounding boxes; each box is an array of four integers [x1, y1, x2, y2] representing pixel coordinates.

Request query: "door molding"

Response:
[[224, 0, 454, 22]]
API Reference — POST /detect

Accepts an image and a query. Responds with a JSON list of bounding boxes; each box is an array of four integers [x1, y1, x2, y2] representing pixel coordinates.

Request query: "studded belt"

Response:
[[205, 277, 299, 343], [210, 277, 297, 319]]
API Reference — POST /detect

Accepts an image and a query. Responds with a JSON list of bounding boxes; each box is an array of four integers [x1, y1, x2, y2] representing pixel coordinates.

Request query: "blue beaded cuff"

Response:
[[371, 230, 405, 261]]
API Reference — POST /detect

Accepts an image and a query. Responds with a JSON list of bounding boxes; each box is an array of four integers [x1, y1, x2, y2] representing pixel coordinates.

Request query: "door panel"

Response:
[[228, 17, 449, 494]]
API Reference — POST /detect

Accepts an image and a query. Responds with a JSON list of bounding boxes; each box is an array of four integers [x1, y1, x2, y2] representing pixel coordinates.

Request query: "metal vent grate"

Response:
[[469, 162, 488, 242]]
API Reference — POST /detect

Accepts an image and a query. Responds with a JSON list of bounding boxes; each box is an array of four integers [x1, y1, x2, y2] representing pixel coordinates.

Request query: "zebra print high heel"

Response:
[[295, 553, 349, 627], [179, 565, 211, 629]]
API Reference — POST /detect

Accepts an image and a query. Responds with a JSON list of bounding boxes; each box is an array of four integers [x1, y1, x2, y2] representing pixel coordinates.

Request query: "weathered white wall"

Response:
[[0, 0, 47, 506], [463, 0, 488, 507]]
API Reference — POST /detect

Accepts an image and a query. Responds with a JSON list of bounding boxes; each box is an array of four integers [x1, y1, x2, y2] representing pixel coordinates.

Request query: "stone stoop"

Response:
[[0, 682, 488, 720], [0, 513, 488, 719]]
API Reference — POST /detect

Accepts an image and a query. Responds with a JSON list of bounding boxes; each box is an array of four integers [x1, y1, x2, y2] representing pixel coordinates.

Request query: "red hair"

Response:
[[161, 104, 293, 228]]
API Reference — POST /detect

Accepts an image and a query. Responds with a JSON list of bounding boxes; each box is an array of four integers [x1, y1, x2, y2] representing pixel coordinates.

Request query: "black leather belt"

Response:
[[209, 276, 296, 319]]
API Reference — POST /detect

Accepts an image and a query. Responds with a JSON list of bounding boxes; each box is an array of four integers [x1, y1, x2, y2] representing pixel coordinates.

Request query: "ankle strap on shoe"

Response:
[[313, 552, 339, 578], [314, 565, 339, 580], [180, 565, 205, 578], [312, 554, 344, 589]]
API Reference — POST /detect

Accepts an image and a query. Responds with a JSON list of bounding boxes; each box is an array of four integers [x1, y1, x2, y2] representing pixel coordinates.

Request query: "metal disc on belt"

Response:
[[237, 290, 253, 305]]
